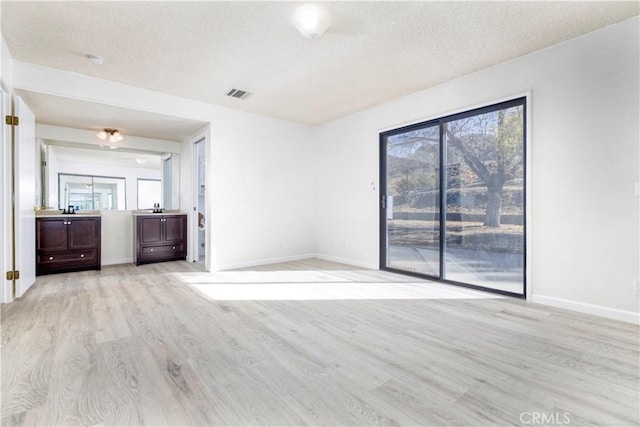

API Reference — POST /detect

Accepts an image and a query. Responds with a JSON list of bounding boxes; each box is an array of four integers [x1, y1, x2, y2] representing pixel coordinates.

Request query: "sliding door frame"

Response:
[[380, 97, 527, 299]]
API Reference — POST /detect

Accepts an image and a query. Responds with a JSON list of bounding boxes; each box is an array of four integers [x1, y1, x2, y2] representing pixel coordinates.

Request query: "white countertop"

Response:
[[131, 210, 187, 216], [35, 213, 102, 218]]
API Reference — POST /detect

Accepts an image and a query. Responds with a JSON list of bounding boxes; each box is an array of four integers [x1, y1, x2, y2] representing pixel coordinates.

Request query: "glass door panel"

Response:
[[383, 124, 440, 277], [443, 104, 525, 294]]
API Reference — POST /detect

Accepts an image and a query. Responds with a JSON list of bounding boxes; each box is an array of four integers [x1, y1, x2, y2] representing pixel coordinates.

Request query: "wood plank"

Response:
[[1, 259, 638, 426]]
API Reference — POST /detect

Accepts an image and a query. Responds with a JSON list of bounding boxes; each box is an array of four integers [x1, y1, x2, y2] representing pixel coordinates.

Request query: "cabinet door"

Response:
[[164, 215, 185, 243], [36, 219, 67, 252], [68, 218, 99, 250], [139, 217, 163, 245]]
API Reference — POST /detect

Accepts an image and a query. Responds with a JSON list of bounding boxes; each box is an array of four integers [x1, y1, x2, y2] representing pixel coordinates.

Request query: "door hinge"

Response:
[[6, 270, 19, 280], [381, 195, 386, 209], [5, 115, 18, 126]]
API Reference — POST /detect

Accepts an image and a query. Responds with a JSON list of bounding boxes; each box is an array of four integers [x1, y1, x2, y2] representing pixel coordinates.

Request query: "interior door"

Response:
[[193, 138, 205, 263], [14, 96, 36, 298], [1, 87, 12, 302]]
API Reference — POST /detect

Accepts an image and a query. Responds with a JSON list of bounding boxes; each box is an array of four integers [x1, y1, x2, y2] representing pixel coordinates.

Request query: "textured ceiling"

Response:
[[2, 1, 639, 126]]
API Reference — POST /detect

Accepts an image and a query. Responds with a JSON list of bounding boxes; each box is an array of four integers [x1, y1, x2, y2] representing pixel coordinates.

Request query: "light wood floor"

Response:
[[1, 259, 638, 426]]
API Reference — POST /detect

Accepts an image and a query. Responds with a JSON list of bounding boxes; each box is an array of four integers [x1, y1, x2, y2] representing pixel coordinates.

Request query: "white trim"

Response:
[[531, 294, 640, 325], [524, 91, 533, 302], [216, 254, 317, 271], [216, 253, 379, 272], [314, 254, 378, 270], [189, 131, 209, 270], [102, 258, 133, 266]]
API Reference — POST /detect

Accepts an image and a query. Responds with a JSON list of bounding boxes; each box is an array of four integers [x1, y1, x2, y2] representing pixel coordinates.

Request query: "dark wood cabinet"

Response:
[[134, 214, 187, 265], [36, 216, 101, 275]]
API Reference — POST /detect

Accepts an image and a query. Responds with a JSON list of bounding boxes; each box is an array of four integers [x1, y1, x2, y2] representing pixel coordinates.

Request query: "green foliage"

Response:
[[395, 175, 413, 198]]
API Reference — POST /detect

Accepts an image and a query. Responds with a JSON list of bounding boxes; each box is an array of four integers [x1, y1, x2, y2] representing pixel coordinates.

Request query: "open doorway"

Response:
[[193, 138, 206, 264]]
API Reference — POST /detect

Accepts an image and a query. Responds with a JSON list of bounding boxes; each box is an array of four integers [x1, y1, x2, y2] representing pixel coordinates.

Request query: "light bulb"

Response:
[[109, 131, 123, 143], [97, 130, 107, 140], [292, 4, 331, 39]]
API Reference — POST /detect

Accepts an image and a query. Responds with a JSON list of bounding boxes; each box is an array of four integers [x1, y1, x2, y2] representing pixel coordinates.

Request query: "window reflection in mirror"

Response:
[[59, 174, 126, 210], [137, 179, 162, 209]]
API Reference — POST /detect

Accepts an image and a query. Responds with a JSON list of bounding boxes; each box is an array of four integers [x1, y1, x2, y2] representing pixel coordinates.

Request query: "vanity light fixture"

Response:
[[97, 128, 124, 143]]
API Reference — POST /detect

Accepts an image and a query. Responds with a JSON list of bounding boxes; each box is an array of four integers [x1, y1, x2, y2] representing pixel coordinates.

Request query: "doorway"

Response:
[[193, 138, 206, 264], [380, 98, 526, 297]]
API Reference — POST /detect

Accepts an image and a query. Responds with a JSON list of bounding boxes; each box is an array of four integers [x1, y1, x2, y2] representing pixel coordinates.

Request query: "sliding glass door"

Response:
[[381, 124, 440, 277], [380, 98, 526, 297]]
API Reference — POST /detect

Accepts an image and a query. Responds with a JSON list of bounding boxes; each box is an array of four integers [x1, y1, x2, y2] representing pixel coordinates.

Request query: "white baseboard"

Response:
[[216, 253, 317, 271], [314, 254, 378, 270], [215, 253, 379, 272], [102, 258, 133, 266], [531, 294, 639, 325]]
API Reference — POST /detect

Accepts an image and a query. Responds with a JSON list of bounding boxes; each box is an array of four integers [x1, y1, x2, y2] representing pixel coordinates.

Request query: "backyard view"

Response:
[[384, 100, 525, 294]]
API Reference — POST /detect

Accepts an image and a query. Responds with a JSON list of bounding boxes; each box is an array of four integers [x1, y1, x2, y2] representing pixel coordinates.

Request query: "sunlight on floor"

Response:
[[170, 270, 502, 301]]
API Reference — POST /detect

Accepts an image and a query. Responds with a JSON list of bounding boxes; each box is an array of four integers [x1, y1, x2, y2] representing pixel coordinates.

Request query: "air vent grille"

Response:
[[225, 88, 250, 99]]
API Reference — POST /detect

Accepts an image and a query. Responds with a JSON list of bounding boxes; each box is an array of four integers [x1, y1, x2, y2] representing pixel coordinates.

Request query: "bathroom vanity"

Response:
[[35, 214, 102, 275], [133, 213, 187, 265]]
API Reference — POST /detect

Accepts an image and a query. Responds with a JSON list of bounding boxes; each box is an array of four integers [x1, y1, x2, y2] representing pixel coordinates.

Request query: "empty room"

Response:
[[1, 1, 638, 426]]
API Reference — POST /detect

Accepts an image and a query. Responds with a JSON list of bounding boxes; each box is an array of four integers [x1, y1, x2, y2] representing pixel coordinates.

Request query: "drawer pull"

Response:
[[172, 246, 176, 250], [49, 256, 54, 260], [80, 254, 85, 258], [150, 248, 154, 252]]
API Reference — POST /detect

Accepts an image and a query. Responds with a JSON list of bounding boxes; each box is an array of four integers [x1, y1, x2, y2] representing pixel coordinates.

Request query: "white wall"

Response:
[[101, 211, 134, 265], [11, 57, 318, 272], [314, 17, 640, 322], [1, 36, 13, 90], [209, 115, 316, 270]]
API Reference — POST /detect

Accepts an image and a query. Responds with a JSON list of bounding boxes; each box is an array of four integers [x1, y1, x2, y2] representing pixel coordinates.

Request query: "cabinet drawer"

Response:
[[37, 249, 99, 274], [39, 249, 98, 265], [141, 243, 183, 256]]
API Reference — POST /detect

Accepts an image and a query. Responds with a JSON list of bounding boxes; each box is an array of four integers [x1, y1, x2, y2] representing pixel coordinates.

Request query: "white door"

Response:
[[14, 97, 36, 298], [193, 138, 205, 264], [0, 88, 12, 302]]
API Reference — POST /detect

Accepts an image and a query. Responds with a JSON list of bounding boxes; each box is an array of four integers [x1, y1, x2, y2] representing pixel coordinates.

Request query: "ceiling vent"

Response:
[[225, 88, 250, 100]]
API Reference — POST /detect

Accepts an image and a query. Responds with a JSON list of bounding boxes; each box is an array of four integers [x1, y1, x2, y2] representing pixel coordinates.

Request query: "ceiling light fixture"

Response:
[[97, 128, 123, 143], [87, 54, 104, 65], [292, 4, 331, 40]]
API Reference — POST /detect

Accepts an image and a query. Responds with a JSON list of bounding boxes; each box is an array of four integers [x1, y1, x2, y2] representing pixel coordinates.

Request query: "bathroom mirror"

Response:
[[41, 142, 179, 211]]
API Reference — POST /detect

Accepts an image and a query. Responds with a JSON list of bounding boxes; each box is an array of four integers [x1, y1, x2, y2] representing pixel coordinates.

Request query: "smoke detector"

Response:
[[87, 54, 104, 65]]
